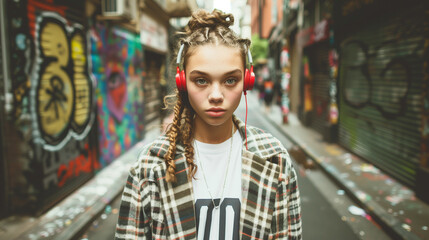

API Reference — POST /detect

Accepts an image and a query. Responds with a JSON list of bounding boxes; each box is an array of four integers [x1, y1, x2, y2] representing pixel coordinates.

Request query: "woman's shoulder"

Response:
[[138, 134, 173, 160], [245, 125, 296, 176], [129, 135, 171, 176], [246, 125, 288, 156], [233, 115, 286, 156], [245, 124, 281, 144]]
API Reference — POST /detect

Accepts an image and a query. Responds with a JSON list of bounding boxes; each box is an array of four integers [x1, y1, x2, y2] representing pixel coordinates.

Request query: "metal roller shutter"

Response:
[[306, 41, 331, 135], [143, 51, 163, 126], [338, 6, 424, 187]]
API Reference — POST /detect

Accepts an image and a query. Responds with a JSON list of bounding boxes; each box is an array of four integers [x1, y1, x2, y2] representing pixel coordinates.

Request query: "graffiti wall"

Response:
[[90, 24, 145, 166], [3, 0, 97, 214], [337, 3, 425, 187]]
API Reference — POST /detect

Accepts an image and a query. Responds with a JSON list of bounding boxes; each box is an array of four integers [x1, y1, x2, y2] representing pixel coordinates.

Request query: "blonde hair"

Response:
[[164, 9, 251, 183]]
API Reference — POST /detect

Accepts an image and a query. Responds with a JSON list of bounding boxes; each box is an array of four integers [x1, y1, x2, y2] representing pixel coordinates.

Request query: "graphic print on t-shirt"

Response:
[[192, 130, 243, 240], [195, 198, 240, 240]]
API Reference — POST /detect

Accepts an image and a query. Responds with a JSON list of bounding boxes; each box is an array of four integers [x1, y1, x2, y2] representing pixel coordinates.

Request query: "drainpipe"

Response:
[[258, 0, 263, 37], [283, 0, 289, 32], [0, 0, 12, 116], [297, 0, 304, 30]]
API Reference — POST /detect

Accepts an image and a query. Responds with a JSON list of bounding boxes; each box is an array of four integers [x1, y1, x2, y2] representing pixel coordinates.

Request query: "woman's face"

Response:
[[186, 44, 244, 128]]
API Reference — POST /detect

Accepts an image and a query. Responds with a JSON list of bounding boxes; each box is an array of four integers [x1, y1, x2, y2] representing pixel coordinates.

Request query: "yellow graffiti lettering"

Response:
[[38, 22, 73, 137], [40, 22, 69, 66], [71, 33, 91, 126]]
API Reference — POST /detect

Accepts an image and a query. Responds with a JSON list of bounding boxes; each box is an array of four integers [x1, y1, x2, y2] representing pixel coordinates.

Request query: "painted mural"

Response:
[[90, 24, 145, 166], [4, 0, 97, 213]]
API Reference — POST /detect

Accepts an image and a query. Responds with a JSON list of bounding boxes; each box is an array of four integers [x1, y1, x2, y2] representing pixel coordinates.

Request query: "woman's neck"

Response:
[[193, 117, 234, 144]]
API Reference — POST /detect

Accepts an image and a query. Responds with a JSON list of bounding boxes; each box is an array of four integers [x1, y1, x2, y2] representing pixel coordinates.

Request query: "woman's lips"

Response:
[[206, 108, 226, 117]]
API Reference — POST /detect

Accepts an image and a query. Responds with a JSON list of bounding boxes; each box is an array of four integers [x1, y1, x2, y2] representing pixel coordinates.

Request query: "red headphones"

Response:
[[175, 44, 255, 93]]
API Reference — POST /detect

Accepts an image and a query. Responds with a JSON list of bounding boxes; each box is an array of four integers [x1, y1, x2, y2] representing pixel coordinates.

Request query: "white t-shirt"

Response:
[[192, 130, 242, 240]]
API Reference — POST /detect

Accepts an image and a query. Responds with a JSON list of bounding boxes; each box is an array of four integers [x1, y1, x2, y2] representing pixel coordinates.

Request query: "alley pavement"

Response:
[[1, 93, 428, 240]]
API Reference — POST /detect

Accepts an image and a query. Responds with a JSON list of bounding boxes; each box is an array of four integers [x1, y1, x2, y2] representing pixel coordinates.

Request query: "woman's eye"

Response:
[[225, 78, 237, 85], [195, 78, 208, 85]]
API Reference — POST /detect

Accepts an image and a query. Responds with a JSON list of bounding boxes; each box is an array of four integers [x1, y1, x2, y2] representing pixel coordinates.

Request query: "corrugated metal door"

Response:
[[338, 6, 425, 187], [306, 41, 331, 135], [144, 50, 163, 126]]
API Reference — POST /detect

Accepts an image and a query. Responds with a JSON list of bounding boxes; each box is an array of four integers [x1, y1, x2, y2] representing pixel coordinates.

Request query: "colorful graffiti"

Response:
[[302, 56, 313, 113], [341, 37, 422, 119], [328, 49, 339, 125], [38, 138, 98, 190], [8, 0, 32, 120], [90, 24, 145, 166], [32, 13, 93, 149], [4, 0, 98, 214], [56, 142, 98, 187]]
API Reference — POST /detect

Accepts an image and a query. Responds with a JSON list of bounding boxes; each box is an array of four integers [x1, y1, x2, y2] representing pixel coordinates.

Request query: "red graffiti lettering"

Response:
[[28, 0, 68, 38], [57, 143, 97, 187]]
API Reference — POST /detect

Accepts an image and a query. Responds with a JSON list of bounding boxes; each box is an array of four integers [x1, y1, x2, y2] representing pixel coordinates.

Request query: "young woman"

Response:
[[115, 9, 302, 240]]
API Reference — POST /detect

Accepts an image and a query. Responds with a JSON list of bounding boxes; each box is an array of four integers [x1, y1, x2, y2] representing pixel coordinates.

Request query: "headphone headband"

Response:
[[176, 44, 185, 66], [246, 46, 253, 66]]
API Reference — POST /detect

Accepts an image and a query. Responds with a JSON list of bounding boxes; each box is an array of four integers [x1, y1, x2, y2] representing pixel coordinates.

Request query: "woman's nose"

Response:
[[208, 84, 223, 103]]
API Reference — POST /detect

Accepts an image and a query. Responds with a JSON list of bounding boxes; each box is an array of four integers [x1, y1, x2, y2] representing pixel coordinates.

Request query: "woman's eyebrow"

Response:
[[189, 70, 209, 76], [223, 69, 242, 76], [189, 69, 242, 76]]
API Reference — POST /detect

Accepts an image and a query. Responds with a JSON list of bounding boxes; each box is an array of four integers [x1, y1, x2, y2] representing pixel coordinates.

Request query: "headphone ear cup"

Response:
[[176, 68, 187, 91], [180, 70, 186, 91], [249, 70, 255, 90], [244, 68, 250, 91]]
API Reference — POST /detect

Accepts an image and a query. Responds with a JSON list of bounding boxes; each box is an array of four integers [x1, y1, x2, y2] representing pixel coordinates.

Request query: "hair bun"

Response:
[[187, 9, 234, 32]]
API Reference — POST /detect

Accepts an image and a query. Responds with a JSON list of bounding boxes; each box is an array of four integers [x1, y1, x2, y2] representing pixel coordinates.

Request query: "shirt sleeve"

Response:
[[269, 152, 302, 239], [115, 160, 166, 239]]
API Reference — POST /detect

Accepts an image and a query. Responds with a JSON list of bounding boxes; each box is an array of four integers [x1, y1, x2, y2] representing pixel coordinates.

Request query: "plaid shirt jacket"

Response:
[[115, 116, 302, 239]]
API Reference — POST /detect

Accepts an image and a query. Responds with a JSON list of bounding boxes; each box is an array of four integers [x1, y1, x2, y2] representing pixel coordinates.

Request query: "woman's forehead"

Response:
[[186, 45, 244, 68]]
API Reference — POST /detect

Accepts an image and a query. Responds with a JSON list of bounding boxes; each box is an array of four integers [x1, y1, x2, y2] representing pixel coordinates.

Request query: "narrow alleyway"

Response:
[[1, 1, 428, 240]]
